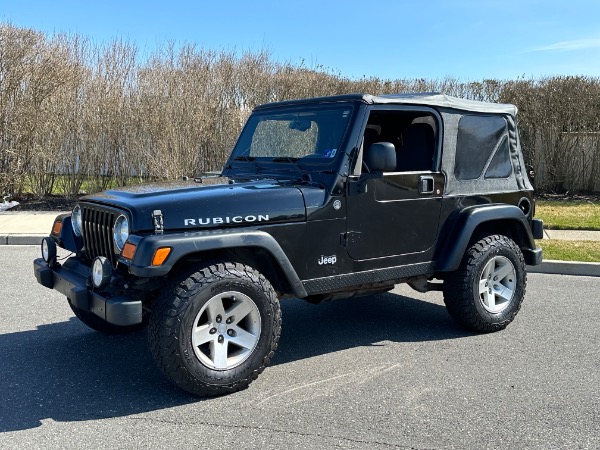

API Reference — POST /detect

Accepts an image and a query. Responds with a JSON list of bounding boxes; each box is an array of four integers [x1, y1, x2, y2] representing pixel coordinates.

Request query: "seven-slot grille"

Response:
[[81, 204, 120, 266]]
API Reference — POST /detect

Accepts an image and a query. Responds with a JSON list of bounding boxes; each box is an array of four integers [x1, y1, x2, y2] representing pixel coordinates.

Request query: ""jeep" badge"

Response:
[[318, 255, 337, 265]]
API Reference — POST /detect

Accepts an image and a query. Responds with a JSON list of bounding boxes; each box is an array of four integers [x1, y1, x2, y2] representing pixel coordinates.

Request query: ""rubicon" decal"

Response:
[[184, 215, 269, 226]]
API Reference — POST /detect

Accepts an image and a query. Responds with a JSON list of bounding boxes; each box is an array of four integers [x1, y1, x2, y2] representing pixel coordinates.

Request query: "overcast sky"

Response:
[[2, 0, 600, 80]]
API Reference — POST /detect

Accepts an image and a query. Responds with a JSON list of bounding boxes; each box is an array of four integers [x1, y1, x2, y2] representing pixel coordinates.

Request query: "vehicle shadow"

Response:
[[273, 291, 472, 365], [0, 319, 196, 432], [0, 292, 469, 432]]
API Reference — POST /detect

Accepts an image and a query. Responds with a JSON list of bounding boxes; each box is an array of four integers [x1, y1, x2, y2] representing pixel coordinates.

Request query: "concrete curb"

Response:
[[0, 235, 45, 245], [527, 260, 600, 277], [2, 235, 597, 277]]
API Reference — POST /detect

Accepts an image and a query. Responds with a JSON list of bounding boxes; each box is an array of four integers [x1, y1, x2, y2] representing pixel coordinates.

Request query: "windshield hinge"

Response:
[[347, 178, 368, 195], [152, 210, 164, 235]]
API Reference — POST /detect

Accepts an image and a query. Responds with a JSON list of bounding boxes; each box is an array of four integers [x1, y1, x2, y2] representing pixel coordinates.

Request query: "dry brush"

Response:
[[1, 22, 599, 198]]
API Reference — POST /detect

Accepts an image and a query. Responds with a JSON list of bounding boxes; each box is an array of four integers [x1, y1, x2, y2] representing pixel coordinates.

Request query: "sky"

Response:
[[2, 0, 600, 81]]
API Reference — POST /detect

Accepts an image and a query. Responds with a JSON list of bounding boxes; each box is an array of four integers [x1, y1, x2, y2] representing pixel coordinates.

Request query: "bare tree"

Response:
[[1, 22, 599, 197]]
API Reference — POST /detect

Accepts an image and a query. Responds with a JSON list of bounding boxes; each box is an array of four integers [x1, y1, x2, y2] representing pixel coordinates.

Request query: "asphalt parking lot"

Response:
[[0, 246, 598, 449]]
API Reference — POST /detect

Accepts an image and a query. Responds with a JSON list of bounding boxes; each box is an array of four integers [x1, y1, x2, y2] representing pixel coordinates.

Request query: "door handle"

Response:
[[419, 176, 434, 194]]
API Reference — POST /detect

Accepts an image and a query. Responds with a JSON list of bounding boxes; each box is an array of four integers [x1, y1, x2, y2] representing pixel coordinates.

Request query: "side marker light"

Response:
[[152, 247, 172, 266]]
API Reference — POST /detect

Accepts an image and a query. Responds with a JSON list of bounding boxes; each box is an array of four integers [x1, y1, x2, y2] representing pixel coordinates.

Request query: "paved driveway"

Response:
[[1, 246, 598, 449]]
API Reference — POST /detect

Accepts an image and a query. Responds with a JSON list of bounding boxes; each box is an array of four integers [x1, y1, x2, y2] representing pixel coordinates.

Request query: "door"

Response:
[[345, 107, 444, 261]]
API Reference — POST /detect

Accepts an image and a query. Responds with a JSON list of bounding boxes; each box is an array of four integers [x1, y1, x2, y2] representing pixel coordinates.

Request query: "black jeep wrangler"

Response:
[[34, 93, 544, 396]]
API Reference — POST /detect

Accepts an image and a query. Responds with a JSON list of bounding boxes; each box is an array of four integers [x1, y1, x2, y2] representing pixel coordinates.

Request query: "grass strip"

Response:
[[536, 239, 600, 262], [536, 200, 600, 230]]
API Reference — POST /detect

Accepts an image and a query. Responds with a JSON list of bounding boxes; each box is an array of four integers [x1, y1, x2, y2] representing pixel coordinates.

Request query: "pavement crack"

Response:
[[124, 415, 436, 449]]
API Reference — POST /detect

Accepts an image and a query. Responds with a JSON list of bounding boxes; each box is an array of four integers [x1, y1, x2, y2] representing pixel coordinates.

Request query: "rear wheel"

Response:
[[148, 262, 281, 396], [443, 235, 526, 333]]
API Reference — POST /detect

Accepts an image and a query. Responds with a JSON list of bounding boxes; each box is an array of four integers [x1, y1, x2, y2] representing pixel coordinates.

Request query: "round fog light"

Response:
[[91, 256, 112, 288], [41, 237, 57, 263]]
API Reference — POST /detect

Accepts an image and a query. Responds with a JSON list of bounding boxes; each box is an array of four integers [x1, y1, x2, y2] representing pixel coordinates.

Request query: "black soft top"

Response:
[[254, 93, 517, 117]]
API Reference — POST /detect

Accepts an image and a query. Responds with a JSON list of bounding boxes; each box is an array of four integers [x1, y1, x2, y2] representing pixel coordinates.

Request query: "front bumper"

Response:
[[34, 258, 142, 326]]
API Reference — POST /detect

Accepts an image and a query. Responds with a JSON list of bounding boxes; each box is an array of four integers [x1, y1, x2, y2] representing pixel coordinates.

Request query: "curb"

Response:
[[527, 260, 600, 277], [2, 235, 598, 277], [0, 235, 45, 246]]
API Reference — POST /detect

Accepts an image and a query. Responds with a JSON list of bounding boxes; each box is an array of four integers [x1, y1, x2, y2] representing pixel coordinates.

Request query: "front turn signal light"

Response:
[[52, 220, 62, 235], [121, 242, 137, 260], [152, 247, 172, 266]]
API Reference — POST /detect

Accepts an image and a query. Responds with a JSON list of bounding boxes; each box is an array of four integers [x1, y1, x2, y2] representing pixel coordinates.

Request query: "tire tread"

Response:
[[148, 262, 281, 396], [443, 234, 526, 333]]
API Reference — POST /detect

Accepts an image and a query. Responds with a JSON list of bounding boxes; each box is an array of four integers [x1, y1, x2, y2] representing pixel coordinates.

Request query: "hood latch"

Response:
[[152, 210, 164, 234]]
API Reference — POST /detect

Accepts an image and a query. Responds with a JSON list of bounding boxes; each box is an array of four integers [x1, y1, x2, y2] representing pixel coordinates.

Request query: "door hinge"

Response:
[[340, 233, 348, 247], [152, 210, 164, 234], [341, 231, 361, 247]]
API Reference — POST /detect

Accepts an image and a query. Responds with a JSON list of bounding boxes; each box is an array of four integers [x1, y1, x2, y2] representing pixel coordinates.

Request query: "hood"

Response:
[[81, 176, 313, 232]]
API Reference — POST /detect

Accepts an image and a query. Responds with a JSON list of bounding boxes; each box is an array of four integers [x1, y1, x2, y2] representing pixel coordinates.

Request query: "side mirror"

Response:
[[364, 142, 396, 172]]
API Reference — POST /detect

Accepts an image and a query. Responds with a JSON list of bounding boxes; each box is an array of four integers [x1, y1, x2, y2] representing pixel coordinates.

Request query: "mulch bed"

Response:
[[6, 194, 80, 212], [536, 193, 600, 203]]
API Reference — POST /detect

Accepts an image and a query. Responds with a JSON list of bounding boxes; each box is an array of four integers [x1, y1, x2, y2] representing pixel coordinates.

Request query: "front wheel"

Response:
[[443, 235, 526, 333], [148, 262, 281, 396]]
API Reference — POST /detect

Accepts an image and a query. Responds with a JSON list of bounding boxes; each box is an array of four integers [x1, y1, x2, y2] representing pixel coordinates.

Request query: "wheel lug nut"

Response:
[[215, 315, 222, 323], [209, 327, 217, 334], [226, 316, 234, 324], [227, 329, 236, 337], [494, 276, 498, 281], [218, 335, 224, 344]]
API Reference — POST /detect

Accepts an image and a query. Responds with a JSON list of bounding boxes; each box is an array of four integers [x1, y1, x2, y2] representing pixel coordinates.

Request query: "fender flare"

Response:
[[52, 214, 81, 252], [435, 204, 537, 272], [123, 229, 307, 298]]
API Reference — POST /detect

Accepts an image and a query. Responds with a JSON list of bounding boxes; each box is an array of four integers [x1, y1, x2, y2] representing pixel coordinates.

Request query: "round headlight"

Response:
[[91, 256, 112, 288], [72, 205, 82, 237], [113, 215, 129, 251]]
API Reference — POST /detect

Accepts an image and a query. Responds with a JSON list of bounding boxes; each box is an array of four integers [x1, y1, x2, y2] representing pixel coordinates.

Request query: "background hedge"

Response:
[[1, 23, 599, 198]]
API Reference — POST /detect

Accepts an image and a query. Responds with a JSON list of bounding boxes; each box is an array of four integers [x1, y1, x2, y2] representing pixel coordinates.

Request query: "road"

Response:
[[0, 246, 598, 449]]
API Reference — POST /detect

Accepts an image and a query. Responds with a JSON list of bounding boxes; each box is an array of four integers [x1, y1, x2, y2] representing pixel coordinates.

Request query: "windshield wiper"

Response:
[[269, 157, 317, 183], [234, 155, 257, 162], [227, 155, 262, 173], [271, 156, 299, 163], [271, 156, 305, 174]]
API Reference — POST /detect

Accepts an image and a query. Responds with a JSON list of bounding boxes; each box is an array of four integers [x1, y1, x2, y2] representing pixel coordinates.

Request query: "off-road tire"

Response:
[[68, 302, 145, 334], [443, 235, 526, 333], [148, 262, 281, 397]]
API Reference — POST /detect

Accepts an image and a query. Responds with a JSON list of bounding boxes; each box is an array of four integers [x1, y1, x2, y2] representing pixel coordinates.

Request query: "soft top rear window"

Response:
[[455, 115, 509, 180]]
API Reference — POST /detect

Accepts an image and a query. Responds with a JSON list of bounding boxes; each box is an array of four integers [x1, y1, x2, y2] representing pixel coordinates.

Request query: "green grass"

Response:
[[536, 239, 600, 262], [534, 199, 600, 261], [536, 200, 600, 230]]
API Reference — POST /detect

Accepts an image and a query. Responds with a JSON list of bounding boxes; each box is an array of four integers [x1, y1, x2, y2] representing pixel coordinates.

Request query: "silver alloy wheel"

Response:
[[191, 291, 261, 370], [478, 255, 516, 313]]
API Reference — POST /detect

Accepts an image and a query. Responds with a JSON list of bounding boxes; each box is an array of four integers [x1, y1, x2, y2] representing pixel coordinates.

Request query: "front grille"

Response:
[[81, 204, 118, 266]]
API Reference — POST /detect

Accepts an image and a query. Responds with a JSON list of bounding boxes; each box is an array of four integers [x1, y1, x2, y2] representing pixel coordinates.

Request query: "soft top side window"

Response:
[[360, 109, 439, 173]]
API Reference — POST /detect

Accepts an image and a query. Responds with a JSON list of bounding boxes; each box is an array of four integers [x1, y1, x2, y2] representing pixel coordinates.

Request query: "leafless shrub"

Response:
[[0, 24, 81, 196], [501, 76, 600, 192], [1, 22, 599, 197]]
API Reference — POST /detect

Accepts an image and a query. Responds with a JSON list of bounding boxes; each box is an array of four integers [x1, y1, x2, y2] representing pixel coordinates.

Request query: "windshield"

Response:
[[231, 104, 354, 164]]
